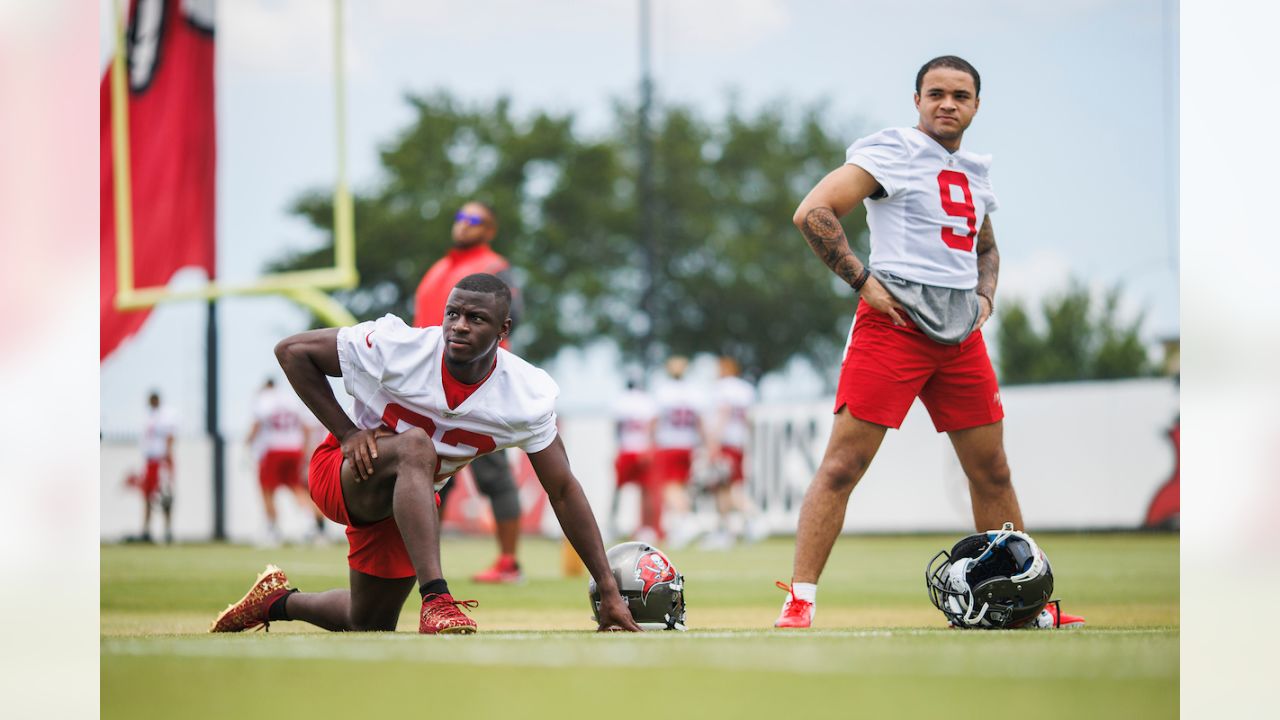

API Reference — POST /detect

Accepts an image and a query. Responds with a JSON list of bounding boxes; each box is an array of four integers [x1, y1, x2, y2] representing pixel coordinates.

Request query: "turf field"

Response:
[[102, 533, 1177, 719]]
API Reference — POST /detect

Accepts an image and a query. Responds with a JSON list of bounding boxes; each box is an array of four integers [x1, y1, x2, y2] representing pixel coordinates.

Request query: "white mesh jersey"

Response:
[[713, 376, 756, 450], [613, 389, 657, 454], [846, 127, 999, 289], [253, 386, 311, 452], [653, 379, 701, 450], [142, 408, 176, 459], [336, 314, 559, 489]]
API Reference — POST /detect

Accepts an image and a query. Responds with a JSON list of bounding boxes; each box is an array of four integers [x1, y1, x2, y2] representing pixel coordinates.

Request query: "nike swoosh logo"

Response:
[[365, 332, 375, 347]]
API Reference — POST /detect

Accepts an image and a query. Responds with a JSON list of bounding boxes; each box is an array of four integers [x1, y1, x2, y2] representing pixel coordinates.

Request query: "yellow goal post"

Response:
[[109, 0, 358, 326]]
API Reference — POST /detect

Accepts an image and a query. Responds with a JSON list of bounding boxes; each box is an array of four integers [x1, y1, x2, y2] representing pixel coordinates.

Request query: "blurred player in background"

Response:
[[246, 378, 325, 545], [700, 355, 761, 549], [652, 355, 703, 546], [608, 377, 659, 542], [134, 390, 175, 544], [775, 56, 1083, 629], [415, 200, 526, 584], [211, 274, 638, 634]]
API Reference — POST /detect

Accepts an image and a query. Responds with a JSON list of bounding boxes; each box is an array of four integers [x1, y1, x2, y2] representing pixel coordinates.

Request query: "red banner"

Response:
[[100, 0, 216, 360]]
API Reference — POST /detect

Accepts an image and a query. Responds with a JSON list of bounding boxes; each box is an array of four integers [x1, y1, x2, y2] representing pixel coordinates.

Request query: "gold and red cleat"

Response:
[[1041, 600, 1086, 628], [419, 593, 479, 634], [472, 555, 523, 584], [773, 581, 814, 629], [209, 564, 294, 633]]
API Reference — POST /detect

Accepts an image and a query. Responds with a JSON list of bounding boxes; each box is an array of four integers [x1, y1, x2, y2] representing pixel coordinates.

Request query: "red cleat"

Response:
[[209, 564, 294, 633], [472, 555, 523, 584], [419, 593, 479, 635], [1042, 600, 1086, 628], [773, 581, 814, 629]]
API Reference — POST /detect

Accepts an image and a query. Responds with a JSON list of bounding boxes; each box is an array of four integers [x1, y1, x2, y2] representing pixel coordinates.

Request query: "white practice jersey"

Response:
[[846, 127, 999, 289], [613, 388, 657, 454], [714, 376, 756, 450], [337, 314, 559, 489], [253, 386, 310, 452], [653, 379, 701, 450], [142, 408, 176, 459]]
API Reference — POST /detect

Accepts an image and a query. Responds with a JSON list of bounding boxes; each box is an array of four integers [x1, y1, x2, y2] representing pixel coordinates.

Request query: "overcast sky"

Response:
[[99, 0, 1179, 436]]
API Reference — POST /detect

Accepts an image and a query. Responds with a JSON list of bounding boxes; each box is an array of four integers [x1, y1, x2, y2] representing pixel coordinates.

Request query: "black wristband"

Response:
[[851, 266, 871, 291]]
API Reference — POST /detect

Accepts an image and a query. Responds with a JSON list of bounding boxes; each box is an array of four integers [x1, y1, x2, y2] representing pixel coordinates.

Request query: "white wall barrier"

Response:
[[746, 378, 1179, 533], [101, 378, 1178, 541]]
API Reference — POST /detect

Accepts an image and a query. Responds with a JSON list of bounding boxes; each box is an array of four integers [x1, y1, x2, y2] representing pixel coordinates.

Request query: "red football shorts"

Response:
[[259, 449, 304, 493], [653, 448, 694, 485], [141, 459, 165, 498], [835, 299, 1004, 432], [309, 433, 439, 580], [614, 451, 653, 488], [718, 446, 745, 484]]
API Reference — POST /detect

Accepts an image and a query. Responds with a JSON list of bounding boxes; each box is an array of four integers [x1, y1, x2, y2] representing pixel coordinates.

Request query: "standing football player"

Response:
[[135, 391, 176, 544], [246, 378, 325, 545], [775, 56, 1083, 629], [608, 378, 659, 542], [651, 355, 704, 547], [211, 274, 638, 634], [701, 355, 761, 549]]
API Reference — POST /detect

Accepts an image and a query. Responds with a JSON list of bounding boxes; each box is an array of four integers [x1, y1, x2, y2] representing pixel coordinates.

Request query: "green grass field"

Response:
[[102, 533, 1177, 719]]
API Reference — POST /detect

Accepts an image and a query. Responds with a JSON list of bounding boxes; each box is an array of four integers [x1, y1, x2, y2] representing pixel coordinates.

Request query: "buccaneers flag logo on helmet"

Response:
[[635, 551, 677, 603]]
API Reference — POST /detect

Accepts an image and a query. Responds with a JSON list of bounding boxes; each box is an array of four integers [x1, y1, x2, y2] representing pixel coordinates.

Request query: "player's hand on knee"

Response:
[[861, 276, 906, 326], [340, 428, 381, 481]]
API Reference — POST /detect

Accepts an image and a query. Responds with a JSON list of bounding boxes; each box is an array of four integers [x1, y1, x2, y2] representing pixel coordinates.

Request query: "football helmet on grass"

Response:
[[925, 522, 1054, 629], [589, 541, 686, 631]]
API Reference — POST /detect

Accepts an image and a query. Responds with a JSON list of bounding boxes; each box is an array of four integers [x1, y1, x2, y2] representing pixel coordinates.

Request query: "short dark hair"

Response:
[[453, 273, 512, 313], [916, 55, 981, 97]]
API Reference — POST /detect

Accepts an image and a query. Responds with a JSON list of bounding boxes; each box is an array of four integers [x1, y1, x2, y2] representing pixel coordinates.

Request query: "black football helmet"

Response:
[[925, 522, 1054, 629], [589, 541, 687, 631]]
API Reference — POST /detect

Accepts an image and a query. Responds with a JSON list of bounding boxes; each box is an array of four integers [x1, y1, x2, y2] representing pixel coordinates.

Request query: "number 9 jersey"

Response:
[[845, 127, 999, 290]]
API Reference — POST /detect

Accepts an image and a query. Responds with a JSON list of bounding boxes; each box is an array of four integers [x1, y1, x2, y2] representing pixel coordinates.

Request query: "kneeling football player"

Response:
[[211, 273, 638, 634]]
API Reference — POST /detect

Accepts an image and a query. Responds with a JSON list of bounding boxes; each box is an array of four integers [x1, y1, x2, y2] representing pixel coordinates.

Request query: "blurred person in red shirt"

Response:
[[414, 201, 526, 583]]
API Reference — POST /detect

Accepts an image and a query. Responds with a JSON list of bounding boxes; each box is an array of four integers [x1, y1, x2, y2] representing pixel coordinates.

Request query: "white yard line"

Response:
[[103, 629, 1178, 679]]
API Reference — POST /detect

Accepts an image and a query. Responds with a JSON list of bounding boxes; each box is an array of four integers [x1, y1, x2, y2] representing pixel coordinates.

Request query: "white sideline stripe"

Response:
[[103, 629, 1177, 679]]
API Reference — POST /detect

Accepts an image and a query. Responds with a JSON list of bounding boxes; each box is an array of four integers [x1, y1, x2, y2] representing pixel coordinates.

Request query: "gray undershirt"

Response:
[[871, 269, 980, 345]]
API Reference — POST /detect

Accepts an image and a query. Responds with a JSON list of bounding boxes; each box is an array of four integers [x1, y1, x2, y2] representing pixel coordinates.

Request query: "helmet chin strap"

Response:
[[963, 600, 990, 626], [954, 523, 1017, 627], [947, 558, 990, 626]]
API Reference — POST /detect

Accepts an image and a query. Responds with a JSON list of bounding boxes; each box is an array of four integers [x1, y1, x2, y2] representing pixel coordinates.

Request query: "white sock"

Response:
[[792, 582, 817, 605]]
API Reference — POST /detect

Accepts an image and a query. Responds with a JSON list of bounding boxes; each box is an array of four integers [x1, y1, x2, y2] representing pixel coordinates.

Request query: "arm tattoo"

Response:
[[800, 207, 864, 287], [975, 218, 999, 306]]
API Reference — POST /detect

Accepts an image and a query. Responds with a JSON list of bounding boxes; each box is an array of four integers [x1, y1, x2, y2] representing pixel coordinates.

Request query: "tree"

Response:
[[994, 280, 1152, 384], [273, 92, 867, 378], [636, 100, 867, 375]]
